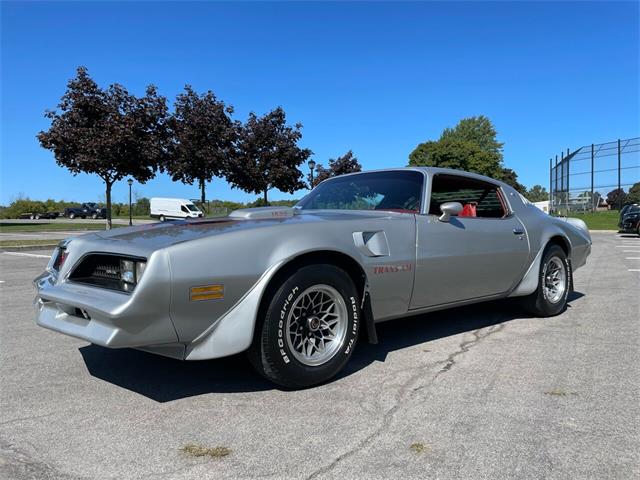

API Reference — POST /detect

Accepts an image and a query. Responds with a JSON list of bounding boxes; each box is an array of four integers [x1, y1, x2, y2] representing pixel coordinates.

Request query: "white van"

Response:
[[150, 198, 204, 221]]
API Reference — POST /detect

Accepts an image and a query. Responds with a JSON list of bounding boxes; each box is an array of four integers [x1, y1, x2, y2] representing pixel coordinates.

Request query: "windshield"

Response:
[[297, 171, 423, 213], [185, 204, 199, 212]]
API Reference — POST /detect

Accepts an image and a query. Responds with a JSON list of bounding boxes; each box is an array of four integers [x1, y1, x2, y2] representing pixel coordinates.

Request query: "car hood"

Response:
[[91, 210, 407, 252]]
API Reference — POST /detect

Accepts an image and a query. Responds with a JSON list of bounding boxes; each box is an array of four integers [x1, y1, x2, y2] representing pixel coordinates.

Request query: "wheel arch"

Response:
[[547, 234, 571, 257], [258, 250, 367, 316], [508, 233, 572, 298], [252, 250, 368, 342]]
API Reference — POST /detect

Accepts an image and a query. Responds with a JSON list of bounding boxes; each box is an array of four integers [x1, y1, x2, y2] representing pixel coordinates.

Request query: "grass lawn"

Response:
[[567, 211, 619, 230], [0, 239, 60, 248], [0, 222, 124, 233]]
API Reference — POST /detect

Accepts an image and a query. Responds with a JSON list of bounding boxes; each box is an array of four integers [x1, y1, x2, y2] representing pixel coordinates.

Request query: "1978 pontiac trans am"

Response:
[[34, 168, 592, 388]]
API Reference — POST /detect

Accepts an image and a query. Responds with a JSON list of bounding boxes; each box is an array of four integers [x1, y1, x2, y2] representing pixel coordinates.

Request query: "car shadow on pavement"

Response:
[[80, 292, 585, 402], [341, 293, 584, 378]]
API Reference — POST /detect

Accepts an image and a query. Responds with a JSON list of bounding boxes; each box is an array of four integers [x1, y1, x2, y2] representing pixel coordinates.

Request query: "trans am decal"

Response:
[[372, 263, 413, 275]]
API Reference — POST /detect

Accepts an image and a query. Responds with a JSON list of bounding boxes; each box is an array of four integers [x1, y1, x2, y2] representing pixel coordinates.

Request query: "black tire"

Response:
[[34, 214, 40, 220], [69, 213, 75, 219], [159, 215, 166, 222], [92, 213, 98, 219], [521, 244, 570, 317], [248, 264, 361, 389]]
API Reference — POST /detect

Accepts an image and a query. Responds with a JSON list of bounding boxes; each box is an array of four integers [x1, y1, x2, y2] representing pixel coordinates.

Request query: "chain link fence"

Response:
[[550, 137, 640, 214]]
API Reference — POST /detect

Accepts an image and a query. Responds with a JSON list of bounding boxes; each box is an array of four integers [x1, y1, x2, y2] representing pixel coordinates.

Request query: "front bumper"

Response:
[[34, 249, 178, 349], [620, 220, 639, 233]]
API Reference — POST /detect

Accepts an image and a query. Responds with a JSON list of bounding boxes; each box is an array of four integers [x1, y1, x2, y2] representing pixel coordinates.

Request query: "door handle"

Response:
[[513, 228, 525, 235]]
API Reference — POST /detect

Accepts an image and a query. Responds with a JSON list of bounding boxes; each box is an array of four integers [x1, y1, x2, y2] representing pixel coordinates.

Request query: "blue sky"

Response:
[[1, 1, 638, 205]]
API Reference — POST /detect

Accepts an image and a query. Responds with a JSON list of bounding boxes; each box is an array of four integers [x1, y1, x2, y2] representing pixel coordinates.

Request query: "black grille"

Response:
[[91, 262, 121, 280], [69, 254, 142, 292]]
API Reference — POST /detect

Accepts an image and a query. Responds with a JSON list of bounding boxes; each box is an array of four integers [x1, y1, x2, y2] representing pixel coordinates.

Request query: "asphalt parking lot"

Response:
[[1, 232, 638, 480]]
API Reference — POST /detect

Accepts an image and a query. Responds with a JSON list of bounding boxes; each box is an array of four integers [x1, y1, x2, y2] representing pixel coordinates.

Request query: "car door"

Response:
[[409, 173, 530, 309]]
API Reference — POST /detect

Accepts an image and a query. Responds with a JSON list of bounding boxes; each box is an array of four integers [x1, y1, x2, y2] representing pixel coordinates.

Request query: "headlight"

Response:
[[120, 259, 147, 286], [69, 254, 147, 293]]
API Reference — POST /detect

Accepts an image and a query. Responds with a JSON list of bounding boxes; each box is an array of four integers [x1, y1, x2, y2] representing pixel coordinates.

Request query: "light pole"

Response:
[[308, 159, 316, 189], [127, 178, 133, 226]]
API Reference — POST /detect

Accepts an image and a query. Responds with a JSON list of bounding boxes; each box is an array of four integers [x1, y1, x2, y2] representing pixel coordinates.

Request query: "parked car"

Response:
[[18, 212, 60, 219], [34, 168, 592, 388], [619, 203, 640, 235], [150, 197, 204, 221], [64, 203, 107, 219]]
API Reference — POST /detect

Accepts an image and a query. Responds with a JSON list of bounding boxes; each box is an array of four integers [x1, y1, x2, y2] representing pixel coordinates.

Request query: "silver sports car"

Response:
[[34, 168, 591, 388]]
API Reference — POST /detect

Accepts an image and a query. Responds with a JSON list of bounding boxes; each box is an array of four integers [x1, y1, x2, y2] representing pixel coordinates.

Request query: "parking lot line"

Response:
[[629, 269, 640, 272], [2, 252, 51, 259], [626, 257, 640, 260]]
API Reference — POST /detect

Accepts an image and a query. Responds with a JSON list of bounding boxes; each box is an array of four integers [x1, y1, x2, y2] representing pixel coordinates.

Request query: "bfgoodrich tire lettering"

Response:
[[522, 244, 570, 317], [248, 264, 360, 388]]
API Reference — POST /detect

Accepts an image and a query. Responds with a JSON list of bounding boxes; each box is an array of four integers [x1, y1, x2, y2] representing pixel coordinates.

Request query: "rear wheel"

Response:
[[69, 213, 75, 219], [92, 213, 98, 219], [521, 244, 570, 317], [248, 264, 360, 389], [159, 215, 166, 222]]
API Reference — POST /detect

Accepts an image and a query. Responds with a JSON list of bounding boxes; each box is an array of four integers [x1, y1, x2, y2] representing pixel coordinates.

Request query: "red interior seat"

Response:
[[460, 203, 477, 217]]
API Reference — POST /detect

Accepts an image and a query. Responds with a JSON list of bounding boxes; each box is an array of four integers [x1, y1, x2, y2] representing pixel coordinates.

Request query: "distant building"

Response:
[[533, 200, 550, 213]]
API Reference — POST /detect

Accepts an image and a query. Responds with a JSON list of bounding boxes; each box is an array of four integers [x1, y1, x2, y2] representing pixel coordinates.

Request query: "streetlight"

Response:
[[308, 159, 316, 189], [127, 178, 133, 226]]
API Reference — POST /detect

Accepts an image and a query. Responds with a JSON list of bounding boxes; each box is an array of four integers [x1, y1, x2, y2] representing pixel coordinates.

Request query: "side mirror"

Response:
[[438, 202, 463, 222]]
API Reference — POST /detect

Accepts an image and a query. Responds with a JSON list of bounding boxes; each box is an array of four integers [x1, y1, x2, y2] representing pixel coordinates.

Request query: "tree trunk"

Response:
[[263, 188, 268, 205], [200, 177, 207, 213], [105, 179, 113, 230]]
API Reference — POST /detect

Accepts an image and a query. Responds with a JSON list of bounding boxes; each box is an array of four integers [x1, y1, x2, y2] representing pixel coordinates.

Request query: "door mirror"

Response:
[[438, 202, 463, 222]]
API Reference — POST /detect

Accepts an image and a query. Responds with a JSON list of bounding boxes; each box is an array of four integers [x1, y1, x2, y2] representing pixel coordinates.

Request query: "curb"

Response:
[[0, 244, 58, 252]]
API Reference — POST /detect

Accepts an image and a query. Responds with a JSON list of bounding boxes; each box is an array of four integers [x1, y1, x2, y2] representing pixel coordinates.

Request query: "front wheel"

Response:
[[521, 245, 570, 317], [248, 264, 360, 389], [68, 213, 75, 219]]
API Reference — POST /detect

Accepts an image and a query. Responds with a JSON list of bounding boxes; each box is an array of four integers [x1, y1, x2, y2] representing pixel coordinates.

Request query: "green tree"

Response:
[[525, 185, 549, 202], [228, 107, 312, 204], [606, 188, 627, 210], [37, 67, 169, 229], [408, 139, 502, 177], [164, 86, 237, 211], [310, 150, 362, 187], [627, 182, 640, 204], [440, 115, 504, 157], [496, 168, 526, 194], [133, 196, 150, 216], [409, 116, 525, 190]]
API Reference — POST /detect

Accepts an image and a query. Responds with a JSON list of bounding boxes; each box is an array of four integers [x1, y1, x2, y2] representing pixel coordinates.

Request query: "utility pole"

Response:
[[590, 144, 595, 212], [617, 139, 622, 210], [549, 158, 553, 213], [127, 178, 133, 226]]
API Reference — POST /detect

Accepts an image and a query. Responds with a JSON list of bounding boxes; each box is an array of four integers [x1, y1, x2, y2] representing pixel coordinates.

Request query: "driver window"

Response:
[[429, 174, 507, 219]]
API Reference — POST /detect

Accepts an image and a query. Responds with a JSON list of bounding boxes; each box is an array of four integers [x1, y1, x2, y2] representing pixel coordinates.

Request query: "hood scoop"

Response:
[[229, 206, 295, 220]]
